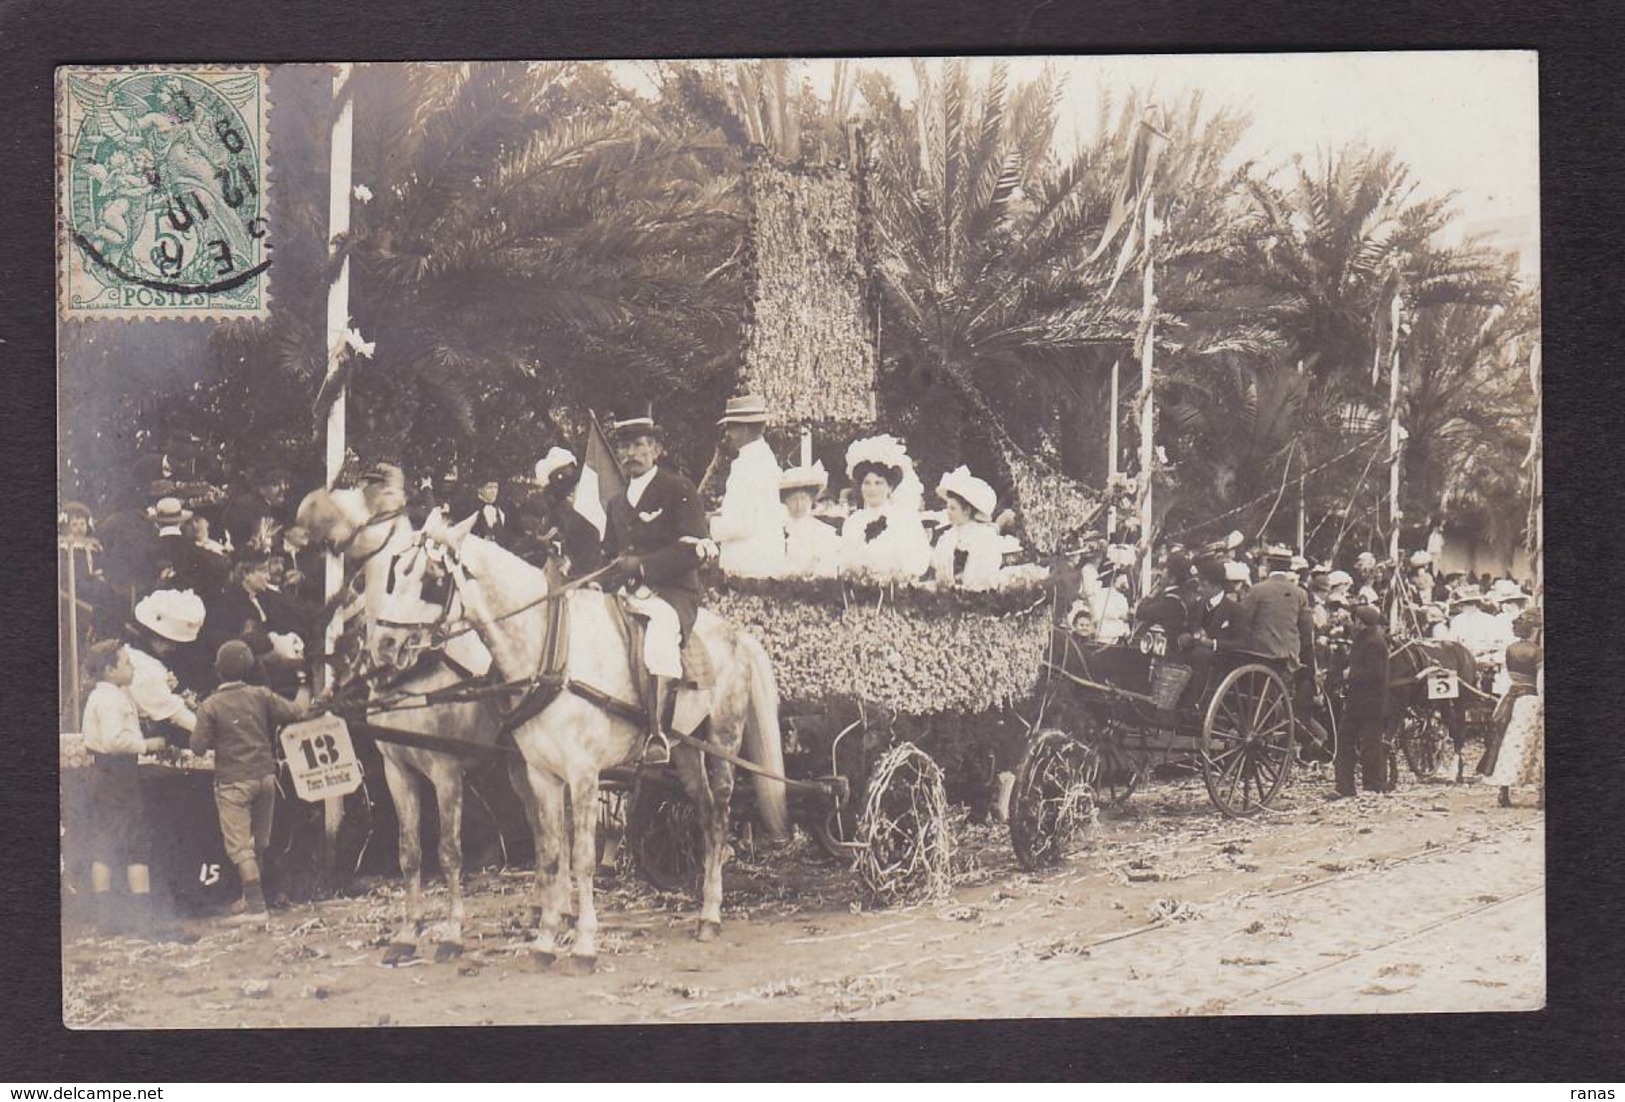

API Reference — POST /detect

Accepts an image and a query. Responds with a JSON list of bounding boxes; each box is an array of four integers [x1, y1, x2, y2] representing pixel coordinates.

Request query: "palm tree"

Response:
[[858, 68, 1257, 548], [206, 62, 750, 484]]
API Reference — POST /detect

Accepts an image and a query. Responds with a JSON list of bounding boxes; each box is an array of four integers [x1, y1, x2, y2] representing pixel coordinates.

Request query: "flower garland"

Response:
[[710, 578, 1053, 716], [741, 157, 876, 425], [999, 440, 1103, 556]]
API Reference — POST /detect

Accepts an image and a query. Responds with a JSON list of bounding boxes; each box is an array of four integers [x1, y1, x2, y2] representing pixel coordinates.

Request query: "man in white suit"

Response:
[[708, 394, 785, 578]]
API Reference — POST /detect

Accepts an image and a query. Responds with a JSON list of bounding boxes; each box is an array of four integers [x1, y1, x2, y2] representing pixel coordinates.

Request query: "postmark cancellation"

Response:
[[57, 66, 271, 321]]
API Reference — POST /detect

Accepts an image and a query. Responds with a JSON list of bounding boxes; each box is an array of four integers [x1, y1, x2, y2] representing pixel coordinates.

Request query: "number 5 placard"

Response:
[[279, 715, 363, 802]]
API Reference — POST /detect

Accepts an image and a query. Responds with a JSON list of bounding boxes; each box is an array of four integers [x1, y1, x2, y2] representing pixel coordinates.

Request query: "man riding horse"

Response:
[[602, 410, 719, 766]]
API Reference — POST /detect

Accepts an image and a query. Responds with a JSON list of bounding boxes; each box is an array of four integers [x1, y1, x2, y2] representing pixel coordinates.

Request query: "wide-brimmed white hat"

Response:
[[147, 497, 193, 526], [779, 461, 828, 495], [134, 589, 206, 643], [534, 446, 579, 487], [1409, 549, 1434, 568], [717, 393, 770, 425], [1488, 579, 1530, 605], [1223, 560, 1251, 584], [936, 465, 997, 522], [1326, 569, 1353, 590]]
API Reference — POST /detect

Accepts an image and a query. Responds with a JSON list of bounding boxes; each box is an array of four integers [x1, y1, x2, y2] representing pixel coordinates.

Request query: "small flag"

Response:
[[579, 411, 624, 539]]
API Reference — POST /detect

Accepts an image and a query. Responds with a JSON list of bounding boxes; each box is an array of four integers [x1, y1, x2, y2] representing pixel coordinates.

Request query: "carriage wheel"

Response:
[[1201, 663, 1296, 817], [854, 743, 952, 904], [1398, 708, 1447, 779], [626, 780, 703, 895], [1009, 728, 1101, 871]]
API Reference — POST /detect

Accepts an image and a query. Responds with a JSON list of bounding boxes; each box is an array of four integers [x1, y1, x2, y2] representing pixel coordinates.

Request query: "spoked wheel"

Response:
[[1202, 663, 1296, 817], [626, 779, 703, 895], [1009, 728, 1101, 871], [854, 743, 952, 904], [1397, 707, 1448, 779]]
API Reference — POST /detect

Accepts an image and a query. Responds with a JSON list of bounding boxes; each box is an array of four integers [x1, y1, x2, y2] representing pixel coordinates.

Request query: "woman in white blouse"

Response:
[[930, 466, 1005, 590], [779, 462, 841, 578], [838, 436, 932, 583]]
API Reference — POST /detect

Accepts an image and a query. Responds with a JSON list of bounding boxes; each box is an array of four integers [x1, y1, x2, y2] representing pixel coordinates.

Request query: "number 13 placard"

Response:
[[279, 715, 363, 802]]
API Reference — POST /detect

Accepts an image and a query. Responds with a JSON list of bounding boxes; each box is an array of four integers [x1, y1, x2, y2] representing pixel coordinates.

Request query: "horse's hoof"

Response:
[[434, 941, 464, 963], [382, 942, 419, 966], [558, 954, 597, 976], [695, 920, 722, 943], [530, 949, 559, 969]]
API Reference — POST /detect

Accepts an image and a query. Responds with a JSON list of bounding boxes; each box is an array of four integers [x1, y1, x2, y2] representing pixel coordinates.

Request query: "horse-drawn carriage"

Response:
[[1007, 621, 1331, 871]]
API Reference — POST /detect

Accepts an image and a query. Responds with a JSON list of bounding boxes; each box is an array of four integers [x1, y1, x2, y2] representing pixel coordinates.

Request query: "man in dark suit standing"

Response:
[[1336, 603, 1392, 796], [602, 412, 716, 764]]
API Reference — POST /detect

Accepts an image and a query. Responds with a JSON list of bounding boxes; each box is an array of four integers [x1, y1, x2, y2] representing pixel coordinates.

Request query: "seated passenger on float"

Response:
[[929, 466, 1004, 590], [1071, 544, 1133, 643], [838, 435, 932, 583], [778, 461, 840, 579]]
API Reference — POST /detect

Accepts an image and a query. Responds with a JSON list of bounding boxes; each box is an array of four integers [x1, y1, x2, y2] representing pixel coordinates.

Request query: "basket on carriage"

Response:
[[1007, 619, 1310, 871]]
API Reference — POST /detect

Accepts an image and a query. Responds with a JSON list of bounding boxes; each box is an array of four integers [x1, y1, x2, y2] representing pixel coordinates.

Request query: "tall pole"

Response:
[[321, 62, 355, 874], [64, 546, 81, 732], [1386, 293, 1403, 632], [1106, 358, 1120, 539], [1137, 198, 1158, 597], [1295, 360, 1306, 554]]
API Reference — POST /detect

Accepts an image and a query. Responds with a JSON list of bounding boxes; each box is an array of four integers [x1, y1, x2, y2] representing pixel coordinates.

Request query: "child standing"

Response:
[[190, 640, 309, 926], [81, 640, 172, 936]]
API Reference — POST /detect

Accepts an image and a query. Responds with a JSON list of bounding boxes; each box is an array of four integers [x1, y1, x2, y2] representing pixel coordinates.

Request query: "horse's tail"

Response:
[[737, 630, 790, 841]]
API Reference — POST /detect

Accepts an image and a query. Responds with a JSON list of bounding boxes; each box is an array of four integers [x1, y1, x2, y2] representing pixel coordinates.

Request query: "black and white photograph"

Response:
[[55, 53, 1544, 1028]]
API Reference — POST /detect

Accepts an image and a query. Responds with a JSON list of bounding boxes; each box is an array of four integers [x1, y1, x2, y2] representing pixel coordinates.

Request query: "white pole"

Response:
[[65, 545, 81, 732], [1296, 360, 1306, 554], [321, 62, 355, 873], [1107, 358, 1120, 539], [1387, 294, 1403, 632], [1137, 199, 1158, 597]]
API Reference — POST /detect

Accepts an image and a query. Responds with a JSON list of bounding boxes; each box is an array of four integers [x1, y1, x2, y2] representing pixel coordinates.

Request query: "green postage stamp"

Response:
[[57, 66, 271, 321]]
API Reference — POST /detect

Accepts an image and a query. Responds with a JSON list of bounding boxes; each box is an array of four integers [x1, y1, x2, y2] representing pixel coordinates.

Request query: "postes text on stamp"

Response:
[[58, 66, 271, 321]]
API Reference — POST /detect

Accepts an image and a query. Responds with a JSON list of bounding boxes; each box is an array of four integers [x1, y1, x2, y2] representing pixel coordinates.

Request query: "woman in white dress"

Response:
[[930, 466, 1004, 590], [838, 436, 932, 583], [778, 462, 840, 578]]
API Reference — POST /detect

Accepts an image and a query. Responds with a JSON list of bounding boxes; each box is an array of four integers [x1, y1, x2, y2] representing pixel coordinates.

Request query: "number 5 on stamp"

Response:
[[279, 715, 362, 802]]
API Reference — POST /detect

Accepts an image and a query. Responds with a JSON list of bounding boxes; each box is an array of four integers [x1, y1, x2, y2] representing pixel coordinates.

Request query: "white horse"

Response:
[[297, 480, 548, 962], [374, 510, 787, 971]]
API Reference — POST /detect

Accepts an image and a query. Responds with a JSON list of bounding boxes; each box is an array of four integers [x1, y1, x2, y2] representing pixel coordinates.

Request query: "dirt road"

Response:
[[62, 770, 1543, 1026]]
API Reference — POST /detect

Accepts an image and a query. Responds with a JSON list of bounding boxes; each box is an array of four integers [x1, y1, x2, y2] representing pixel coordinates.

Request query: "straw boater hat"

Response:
[[779, 461, 829, 497], [935, 465, 997, 522], [608, 407, 660, 440], [533, 446, 579, 488], [717, 394, 770, 425], [147, 496, 193, 526], [1450, 583, 1492, 608], [134, 589, 206, 643], [1262, 544, 1296, 571], [1488, 579, 1530, 607]]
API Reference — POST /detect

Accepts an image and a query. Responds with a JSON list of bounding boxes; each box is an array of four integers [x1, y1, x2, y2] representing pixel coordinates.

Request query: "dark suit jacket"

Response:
[[1229, 574, 1316, 668], [1343, 623, 1391, 720], [604, 467, 706, 637], [156, 532, 228, 597]]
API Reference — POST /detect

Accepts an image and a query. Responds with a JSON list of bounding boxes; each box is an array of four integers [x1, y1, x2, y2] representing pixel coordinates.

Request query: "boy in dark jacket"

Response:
[[190, 640, 309, 925], [1336, 604, 1392, 796]]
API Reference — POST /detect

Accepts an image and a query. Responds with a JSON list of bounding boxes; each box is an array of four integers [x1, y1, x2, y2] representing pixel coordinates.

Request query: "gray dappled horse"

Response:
[[298, 478, 546, 962], [375, 511, 787, 972]]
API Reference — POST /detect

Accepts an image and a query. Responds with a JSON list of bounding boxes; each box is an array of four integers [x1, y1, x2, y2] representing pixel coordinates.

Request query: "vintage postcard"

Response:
[[57, 54, 1542, 1028]]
